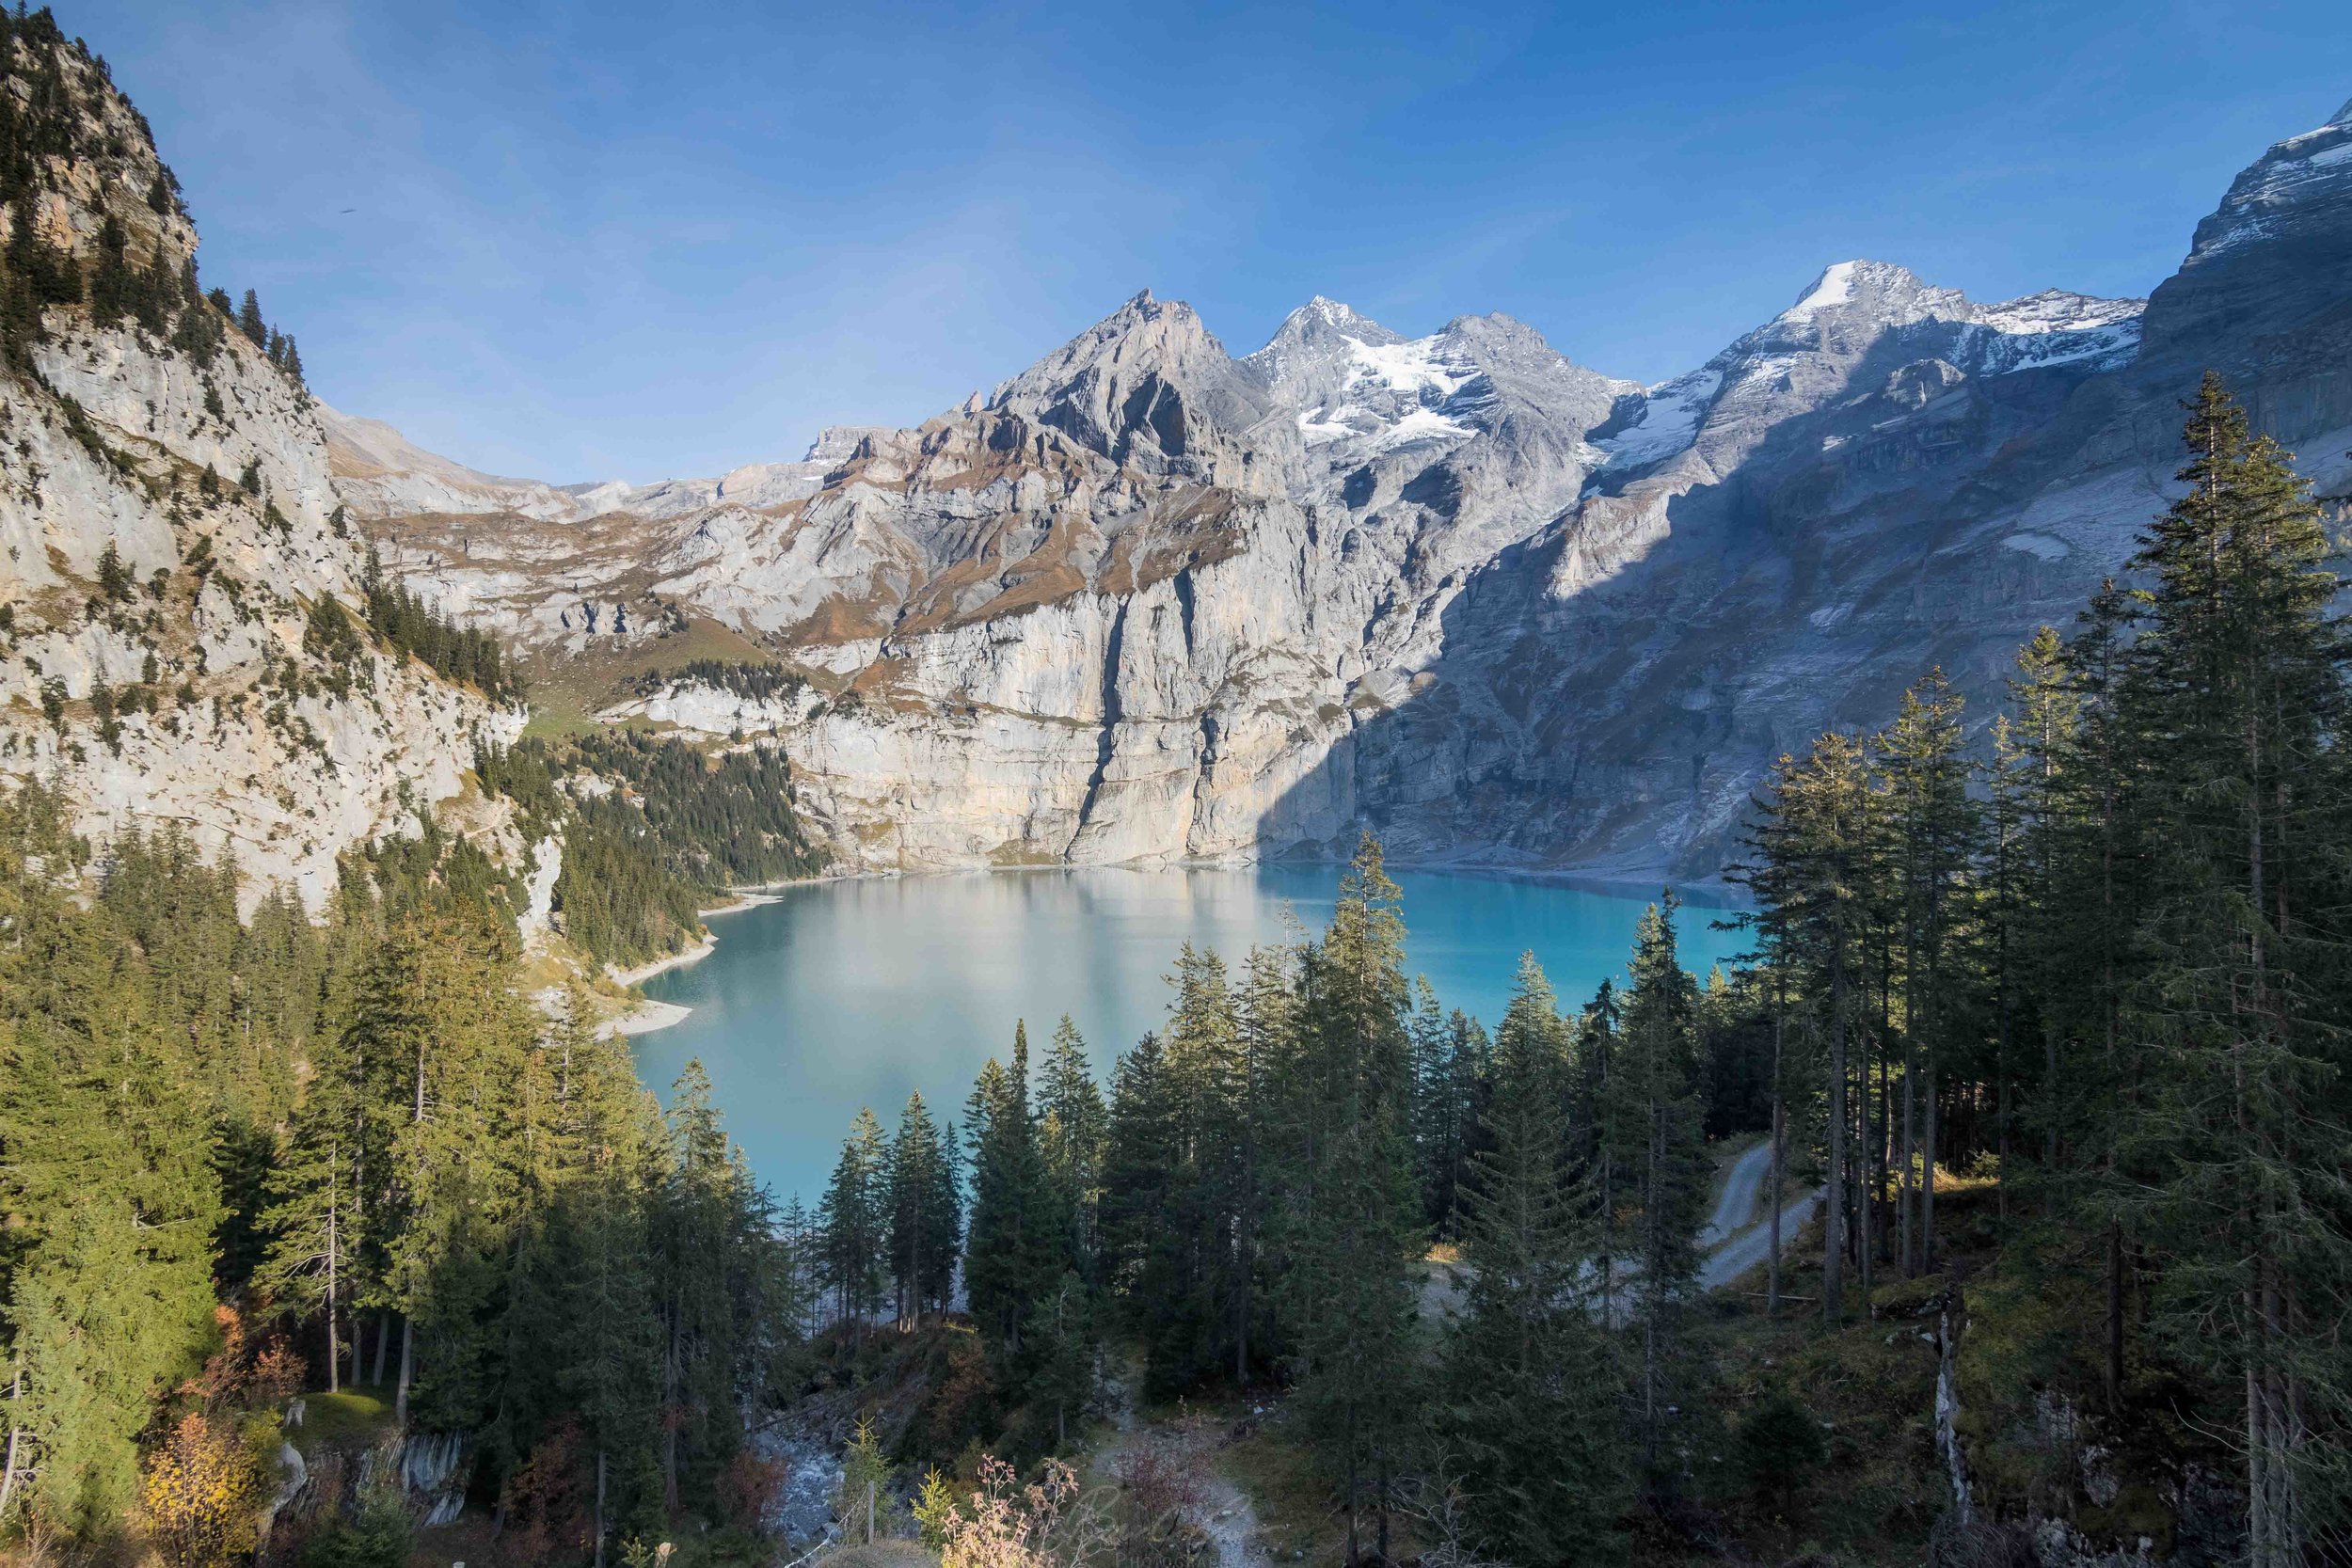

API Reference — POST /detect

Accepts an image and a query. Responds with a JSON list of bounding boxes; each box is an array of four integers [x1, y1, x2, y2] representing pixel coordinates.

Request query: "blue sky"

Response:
[[72, 0, 2351, 483]]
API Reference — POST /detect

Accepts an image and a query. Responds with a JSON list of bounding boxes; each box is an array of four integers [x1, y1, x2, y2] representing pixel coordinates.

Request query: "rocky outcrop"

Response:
[[342, 95, 2352, 879], [0, 24, 526, 911]]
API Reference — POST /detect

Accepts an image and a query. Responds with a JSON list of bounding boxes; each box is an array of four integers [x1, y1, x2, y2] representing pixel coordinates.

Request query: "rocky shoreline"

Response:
[[603, 892, 784, 1036]]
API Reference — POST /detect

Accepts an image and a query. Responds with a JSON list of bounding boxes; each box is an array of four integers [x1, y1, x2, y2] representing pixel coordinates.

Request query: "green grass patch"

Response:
[[289, 1387, 397, 1455], [520, 615, 799, 743], [1220, 1424, 1341, 1568]]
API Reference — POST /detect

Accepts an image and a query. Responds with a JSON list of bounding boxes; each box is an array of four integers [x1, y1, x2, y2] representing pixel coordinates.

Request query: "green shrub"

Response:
[[1738, 1387, 1827, 1506]]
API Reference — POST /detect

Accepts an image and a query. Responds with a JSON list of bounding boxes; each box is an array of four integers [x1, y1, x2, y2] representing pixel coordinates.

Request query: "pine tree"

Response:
[[1440, 954, 1627, 1562], [962, 1026, 1057, 1365], [1145, 943, 1247, 1393], [95, 540, 132, 602], [887, 1091, 958, 1324], [1409, 975, 1476, 1238], [1994, 626, 2082, 1204], [1282, 836, 1424, 1568], [1232, 942, 1299, 1385], [558, 1135, 659, 1568], [656, 1063, 755, 1510], [2114, 375, 2352, 1564], [1035, 1017, 1104, 1279], [235, 288, 264, 347], [1740, 733, 1874, 1325], [1877, 668, 1979, 1276], [1101, 1028, 1181, 1382], [1570, 978, 1623, 1318], [1611, 895, 1708, 1486], [1027, 1270, 1098, 1452], [354, 908, 532, 1428], [818, 1110, 887, 1340], [254, 1023, 361, 1393]]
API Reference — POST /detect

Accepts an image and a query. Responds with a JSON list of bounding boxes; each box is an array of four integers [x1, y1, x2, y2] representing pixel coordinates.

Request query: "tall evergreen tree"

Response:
[[1232, 942, 1300, 1385], [818, 1110, 888, 1339], [1282, 836, 1424, 1568], [1100, 1030, 1178, 1330], [1877, 667, 1980, 1276], [1610, 895, 1708, 1486], [962, 1026, 1057, 1364], [887, 1092, 959, 1323], [1440, 954, 1627, 1563], [1153, 944, 1248, 1393], [656, 1063, 756, 1510], [1035, 1017, 1105, 1279], [254, 1024, 362, 1393], [2114, 375, 2352, 1564], [1740, 733, 1874, 1325]]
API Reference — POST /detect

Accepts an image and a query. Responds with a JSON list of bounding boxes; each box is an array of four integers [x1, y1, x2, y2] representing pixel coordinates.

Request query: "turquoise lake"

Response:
[[632, 866, 1749, 1204]]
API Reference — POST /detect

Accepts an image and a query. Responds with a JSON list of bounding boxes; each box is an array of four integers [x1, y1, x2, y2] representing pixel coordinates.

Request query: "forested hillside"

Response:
[[1731, 377, 2349, 1568], [0, 780, 801, 1567], [475, 729, 823, 968], [782, 382, 2348, 1568]]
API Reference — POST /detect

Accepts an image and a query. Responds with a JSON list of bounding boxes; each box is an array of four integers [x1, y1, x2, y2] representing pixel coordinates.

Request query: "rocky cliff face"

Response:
[[341, 96, 2352, 879], [0, 19, 527, 911]]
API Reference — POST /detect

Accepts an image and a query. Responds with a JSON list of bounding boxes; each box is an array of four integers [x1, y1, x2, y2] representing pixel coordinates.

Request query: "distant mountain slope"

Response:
[[0, 13, 532, 911], [339, 96, 2352, 879]]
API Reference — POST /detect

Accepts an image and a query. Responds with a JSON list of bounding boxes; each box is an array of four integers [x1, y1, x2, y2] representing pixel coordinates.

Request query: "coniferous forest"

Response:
[[0, 780, 797, 1568], [785, 378, 2350, 1568]]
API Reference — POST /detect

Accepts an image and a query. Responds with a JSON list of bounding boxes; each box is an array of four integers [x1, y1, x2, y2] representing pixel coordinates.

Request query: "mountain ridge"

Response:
[[0, 15, 538, 915], [330, 93, 2352, 879]]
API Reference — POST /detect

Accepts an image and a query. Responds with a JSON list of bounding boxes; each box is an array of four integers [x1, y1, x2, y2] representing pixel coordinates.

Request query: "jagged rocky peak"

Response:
[[1245, 295, 1409, 382], [2141, 90, 2352, 372], [2183, 94, 2352, 262], [984, 289, 1284, 483], [1595, 257, 2146, 476], [1432, 310, 1635, 425], [805, 425, 891, 466], [1760, 258, 2142, 358], [1246, 296, 1478, 451], [1770, 258, 1965, 332], [1242, 295, 1625, 466]]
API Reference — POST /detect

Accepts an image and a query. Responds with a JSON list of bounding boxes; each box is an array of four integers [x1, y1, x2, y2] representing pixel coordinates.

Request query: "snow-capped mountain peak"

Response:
[[1594, 260, 2145, 473], [2179, 101, 2352, 262], [1295, 294, 1387, 335], [1240, 300, 1476, 451], [1766, 259, 1967, 334], [1782, 259, 1864, 319], [1243, 296, 1406, 377]]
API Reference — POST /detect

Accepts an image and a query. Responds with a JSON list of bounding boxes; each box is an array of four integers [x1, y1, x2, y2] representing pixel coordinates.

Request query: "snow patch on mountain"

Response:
[[1596, 369, 1722, 467], [1783, 260, 1859, 319], [1594, 263, 2142, 472], [1250, 303, 1491, 455], [2184, 106, 2352, 260], [1348, 335, 1478, 400]]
